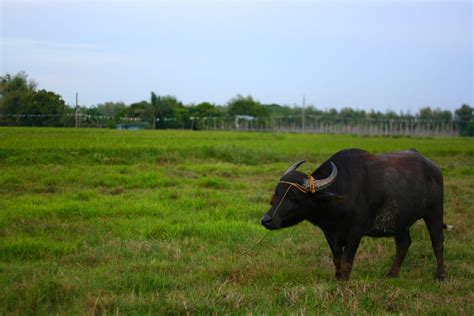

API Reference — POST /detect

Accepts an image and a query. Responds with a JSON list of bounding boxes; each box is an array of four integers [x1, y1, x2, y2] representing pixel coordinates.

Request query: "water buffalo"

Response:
[[261, 148, 446, 280]]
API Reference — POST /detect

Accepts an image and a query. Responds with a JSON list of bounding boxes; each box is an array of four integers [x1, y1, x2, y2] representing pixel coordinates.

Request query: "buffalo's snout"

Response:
[[261, 214, 278, 230], [261, 214, 272, 225]]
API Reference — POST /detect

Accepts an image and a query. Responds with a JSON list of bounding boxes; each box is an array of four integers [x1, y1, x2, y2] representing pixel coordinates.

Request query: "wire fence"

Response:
[[0, 112, 463, 136]]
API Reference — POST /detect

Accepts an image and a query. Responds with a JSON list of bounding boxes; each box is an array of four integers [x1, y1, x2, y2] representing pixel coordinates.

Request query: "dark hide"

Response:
[[261, 148, 446, 280]]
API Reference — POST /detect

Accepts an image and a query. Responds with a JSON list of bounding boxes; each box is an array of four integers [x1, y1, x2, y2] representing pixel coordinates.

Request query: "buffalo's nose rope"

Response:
[[239, 185, 293, 256], [271, 185, 292, 217]]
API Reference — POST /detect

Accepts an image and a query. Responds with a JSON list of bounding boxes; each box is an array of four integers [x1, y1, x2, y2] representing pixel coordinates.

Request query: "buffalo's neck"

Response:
[[304, 199, 347, 230]]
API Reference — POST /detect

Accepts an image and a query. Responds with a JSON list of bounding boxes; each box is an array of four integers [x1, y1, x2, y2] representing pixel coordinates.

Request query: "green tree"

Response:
[[417, 107, 434, 120], [94, 101, 127, 128], [189, 102, 221, 130], [128, 101, 152, 120], [263, 103, 293, 117], [191, 102, 220, 117], [157, 96, 186, 129], [0, 72, 37, 124], [28, 89, 67, 126], [227, 95, 268, 118], [96, 101, 127, 117], [82, 106, 106, 127], [0, 72, 68, 126], [367, 110, 384, 121], [455, 104, 473, 136], [417, 107, 452, 122], [339, 107, 366, 123]]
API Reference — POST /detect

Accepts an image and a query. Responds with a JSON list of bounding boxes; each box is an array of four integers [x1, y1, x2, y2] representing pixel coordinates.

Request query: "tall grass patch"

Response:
[[0, 127, 473, 314]]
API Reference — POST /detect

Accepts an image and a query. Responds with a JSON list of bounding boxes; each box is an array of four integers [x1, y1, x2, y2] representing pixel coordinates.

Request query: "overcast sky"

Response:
[[1, 0, 472, 112]]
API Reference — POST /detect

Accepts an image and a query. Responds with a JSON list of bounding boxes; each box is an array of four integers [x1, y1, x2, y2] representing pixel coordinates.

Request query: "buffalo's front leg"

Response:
[[339, 232, 362, 281], [387, 229, 412, 277], [323, 231, 343, 279]]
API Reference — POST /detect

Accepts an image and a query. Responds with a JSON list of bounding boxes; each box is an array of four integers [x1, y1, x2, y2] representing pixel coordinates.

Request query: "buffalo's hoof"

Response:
[[435, 273, 446, 281], [386, 271, 399, 278], [336, 272, 349, 281]]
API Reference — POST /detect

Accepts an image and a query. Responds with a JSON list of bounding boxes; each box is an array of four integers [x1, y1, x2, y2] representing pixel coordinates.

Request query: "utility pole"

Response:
[[301, 95, 305, 133], [75, 92, 79, 128]]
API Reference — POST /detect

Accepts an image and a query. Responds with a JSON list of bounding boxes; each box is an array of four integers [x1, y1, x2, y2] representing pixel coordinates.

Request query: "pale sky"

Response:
[[1, 0, 472, 112]]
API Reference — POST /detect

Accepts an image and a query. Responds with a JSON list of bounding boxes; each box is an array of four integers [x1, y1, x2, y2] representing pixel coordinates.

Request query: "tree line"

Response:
[[1, 71, 473, 136]]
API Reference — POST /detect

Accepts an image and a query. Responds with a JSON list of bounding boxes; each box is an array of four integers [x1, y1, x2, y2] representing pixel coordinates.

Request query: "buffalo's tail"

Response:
[[442, 223, 454, 230]]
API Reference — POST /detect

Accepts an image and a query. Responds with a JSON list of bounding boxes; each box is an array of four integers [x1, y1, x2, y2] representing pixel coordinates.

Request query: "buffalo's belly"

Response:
[[364, 202, 423, 237], [365, 231, 395, 237], [365, 203, 400, 237]]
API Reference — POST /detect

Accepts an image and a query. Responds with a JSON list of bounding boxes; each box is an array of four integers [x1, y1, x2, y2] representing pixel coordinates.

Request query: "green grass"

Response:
[[1, 127, 473, 315]]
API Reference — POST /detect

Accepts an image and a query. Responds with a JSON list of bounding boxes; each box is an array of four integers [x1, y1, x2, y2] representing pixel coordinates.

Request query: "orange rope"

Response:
[[279, 175, 316, 193]]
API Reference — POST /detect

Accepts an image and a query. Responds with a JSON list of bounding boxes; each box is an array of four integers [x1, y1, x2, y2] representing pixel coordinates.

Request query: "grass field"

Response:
[[1, 127, 473, 315]]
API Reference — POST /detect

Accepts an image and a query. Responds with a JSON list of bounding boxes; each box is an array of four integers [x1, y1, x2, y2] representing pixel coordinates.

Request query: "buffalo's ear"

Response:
[[316, 191, 345, 201]]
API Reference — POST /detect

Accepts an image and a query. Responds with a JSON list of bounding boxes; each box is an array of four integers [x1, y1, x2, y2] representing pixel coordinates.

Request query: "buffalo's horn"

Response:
[[283, 160, 306, 176], [315, 161, 338, 191]]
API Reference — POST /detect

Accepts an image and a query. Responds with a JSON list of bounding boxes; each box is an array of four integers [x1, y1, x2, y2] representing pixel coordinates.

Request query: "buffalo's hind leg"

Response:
[[387, 229, 411, 277], [424, 216, 446, 280]]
